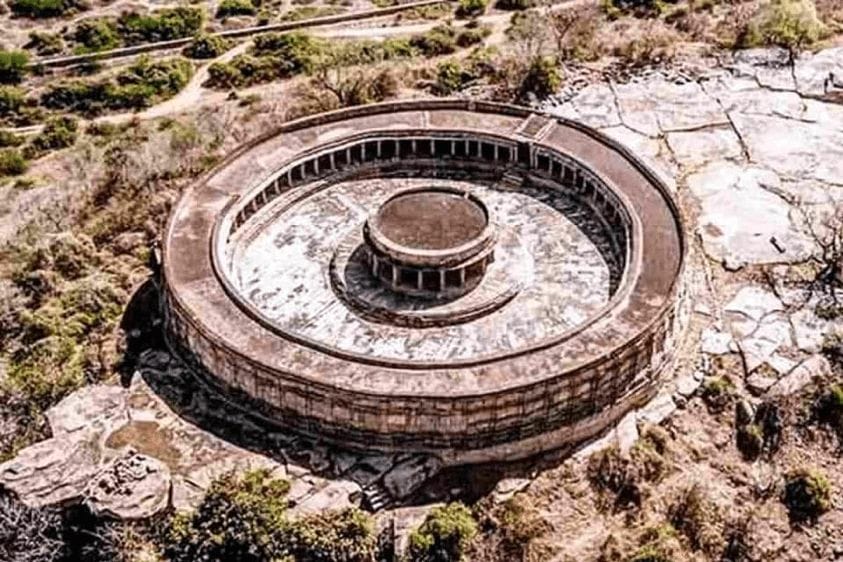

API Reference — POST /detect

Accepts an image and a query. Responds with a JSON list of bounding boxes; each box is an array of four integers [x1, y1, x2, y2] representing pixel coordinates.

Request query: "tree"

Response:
[[745, 0, 826, 57], [518, 56, 562, 102], [0, 493, 65, 562]]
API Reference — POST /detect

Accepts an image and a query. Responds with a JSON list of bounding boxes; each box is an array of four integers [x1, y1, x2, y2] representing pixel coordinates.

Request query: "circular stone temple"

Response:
[[364, 187, 497, 298], [162, 100, 687, 465]]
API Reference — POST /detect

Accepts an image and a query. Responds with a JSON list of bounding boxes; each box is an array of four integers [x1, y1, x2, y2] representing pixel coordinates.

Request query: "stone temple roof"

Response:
[[373, 188, 488, 251]]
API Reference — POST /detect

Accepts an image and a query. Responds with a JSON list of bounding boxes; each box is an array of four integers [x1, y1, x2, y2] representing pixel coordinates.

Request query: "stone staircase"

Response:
[[362, 482, 395, 512]]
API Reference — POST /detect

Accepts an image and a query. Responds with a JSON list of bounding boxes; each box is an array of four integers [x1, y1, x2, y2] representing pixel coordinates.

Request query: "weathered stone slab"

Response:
[[383, 456, 442, 500], [767, 355, 830, 397]]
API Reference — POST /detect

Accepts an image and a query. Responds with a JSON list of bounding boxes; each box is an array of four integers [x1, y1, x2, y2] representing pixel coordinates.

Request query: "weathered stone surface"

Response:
[[491, 477, 531, 504], [767, 355, 830, 397], [46, 383, 127, 436], [0, 430, 103, 507], [725, 287, 785, 322], [794, 47, 843, 98], [86, 451, 170, 520], [688, 164, 814, 268], [675, 373, 702, 398], [383, 456, 442, 500], [615, 411, 639, 457], [666, 126, 743, 169], [637, 393, 677, 426], [290, 480, 362, 516], [613, 79, 727, 136], [701, 328, 732, 355], [747, 371, 778, 396], [790, 307, 833, 353]]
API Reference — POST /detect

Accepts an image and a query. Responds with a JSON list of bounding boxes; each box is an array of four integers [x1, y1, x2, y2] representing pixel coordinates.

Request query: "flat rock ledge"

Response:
[[0, 352, 436, 519]]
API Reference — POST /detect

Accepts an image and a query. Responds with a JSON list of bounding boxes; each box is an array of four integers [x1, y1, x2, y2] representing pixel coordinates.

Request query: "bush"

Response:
[[814, 383, 843, 434], [602, 0, 665, 18], [166, 469, 377, 561], [117, 6, 205, 45], [496, 0, 534, 10], [166, 469, 290, 561], [743, 0, 826, 53], [628, 525, 682, 562], [41, 57, 193, 114], [0, 50, 29, 84], [184, 33, 230, 59], [25, 31, 65, 55], [668, 485, 724, 556], [701, 376, 735, 413], [30, 116, 78, 153], [0, 494, 64, 562], [286, 509, 377, 561], [518, 55, 561, 102], [411, 24, 460, 56], [783, 468, 832, 523], [0, 85, 26, 116], [216, 0, 256, 18], [456, 0, 487, 17], [0, 130, 24, 147], [0, 147, 28, 176], [409, 502, 478, 562], [9, 0, 79, 18], [434, 59, 468, 95], [72, 18, 121, 52]]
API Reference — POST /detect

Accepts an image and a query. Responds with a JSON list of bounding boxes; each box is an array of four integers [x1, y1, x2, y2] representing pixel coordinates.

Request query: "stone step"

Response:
[[362, 482, 394, 512]]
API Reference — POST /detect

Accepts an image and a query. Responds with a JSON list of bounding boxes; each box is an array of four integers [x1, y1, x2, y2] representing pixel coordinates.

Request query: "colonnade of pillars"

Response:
[[233, 137, 518, 230], [368, 251, 490, 295]]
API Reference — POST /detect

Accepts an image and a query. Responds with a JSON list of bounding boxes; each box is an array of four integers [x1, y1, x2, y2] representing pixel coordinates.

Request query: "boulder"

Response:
[[767, 355, 830, 397], [86, 451, 171, 520], [383, 455, 442, 500]]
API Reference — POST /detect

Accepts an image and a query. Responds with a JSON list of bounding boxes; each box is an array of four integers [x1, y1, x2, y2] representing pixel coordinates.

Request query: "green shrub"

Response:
[[701, 376, 735, 413], [495, 0, 534, 10], [411, 24, 460, 56], [408, 502, 478, 562], [0, 51, 29, 84], [743, 0, 826, 52], [0, 148, 28, 176], [286, 508, 377, 561], [518, 55, 561, 101], [456, 23, 492, 47], [456, 0, 488, 17], [278, 5, 344, 21], [165, 469, 376, 561], [117, 6, 205, 45], [628, 525, 681, 562], [72, 18, 121, 52], [31, 116, 78, 153], [165, 469, 290, 561], [10, 0, 79, 18], [216, 0, 256, 18], [41, 57, 193, 114], [434, 59, 468, 95], [783, 468, 832, 523], [0, 130, 24, 147], [0, 86, 26, 117], [25, 31, 65, 56], [602, 0, 664, 18], [736, 423, 764, 460], [183, 33, 230, 59]]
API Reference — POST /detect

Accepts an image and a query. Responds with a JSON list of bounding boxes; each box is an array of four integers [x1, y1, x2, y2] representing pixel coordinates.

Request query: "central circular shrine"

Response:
[[162, 100, 687, 465], [363, 187, 497, 299]]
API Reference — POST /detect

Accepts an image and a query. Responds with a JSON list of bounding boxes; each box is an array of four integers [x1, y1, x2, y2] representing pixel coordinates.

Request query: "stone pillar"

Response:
[[417, 270, 423, 290], [345, 147, 351, 165], [493, 144, 499, 161], [329, 152, 335, 170], [450, 140, 455, 156], [459, 268, 466, 287], [464, 139, 470, 157], [371, 254, 378, 277], [287, 169, 293, 186], [411, 139, 417, 155], [313, 157, 319, 175], [391, 264, 399, 288], [377, 140, 382, 158], [439, 270, 446, 291]]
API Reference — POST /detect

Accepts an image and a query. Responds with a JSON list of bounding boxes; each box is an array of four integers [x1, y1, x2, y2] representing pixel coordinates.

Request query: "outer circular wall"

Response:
[[162, 100, 688, 465]]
